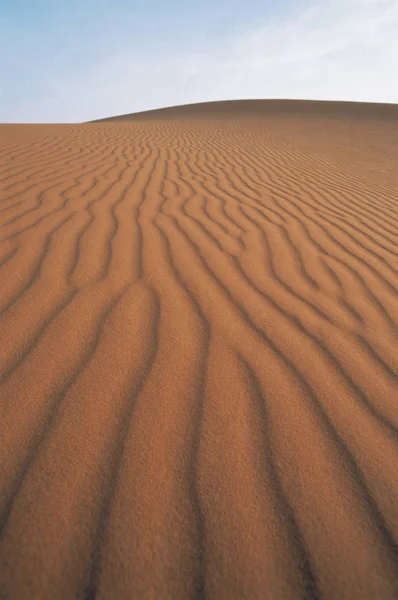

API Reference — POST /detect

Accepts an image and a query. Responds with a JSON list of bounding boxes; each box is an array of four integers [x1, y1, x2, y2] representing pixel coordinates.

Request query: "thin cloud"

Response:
[[1, 0, 397, 122]]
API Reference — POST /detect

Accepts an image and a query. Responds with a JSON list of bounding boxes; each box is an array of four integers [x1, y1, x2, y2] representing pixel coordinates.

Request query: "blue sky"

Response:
[[1, 0, 397, 122]]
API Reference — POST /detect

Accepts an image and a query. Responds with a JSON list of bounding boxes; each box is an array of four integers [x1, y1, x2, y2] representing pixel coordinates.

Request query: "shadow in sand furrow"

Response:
[[278, 224, 320, 289], [239, 354, 320, 600], [82, 286, 161, 600], [0, 211, 95, 379], [99, 147, 157, 283], [226, 135, 398, 234], [1, 173, 88, 228], [320, 176, 398, 224], [0, 137, 113, 195], [210, 156, 268, 207], [323, 255, 398, 368], [303, 171, 396, 235], [0, 285, 129, 540], [183, 195, 226, 253], [184, 157, 233, 236], [269, 205, 355, 296], [0, 197, 27, 215], [304, 328, 398, 439], [0, 173, 122, 311], [269, 172, 398, 270], [67, 215, 95, 283], [78, 148, 213, 597], [0, 151, 123, 239], [236, 205, 337, 325], [0, 171, 105, 242], [239, 312, 398, 571], [319, 257, 365, 324], [277, 148, 398, 226], [174, 149, 248, 245], [265, 185, 398, 304], [149, 220, 211, 599], [239, 343, 398, 599], [58, 170, 135, 285], [355, 333, 397, 379], [0, 212, 77, 316], [0, 246, 19, 270], [161, 200, 398, 485], [228, 241, 398, 439], [335, 258, 398, 333], [316, 208, 398, 271], [318, 231, 398, 327], [132, 146, 163, 282], [170, 184, 240, 262], [70, 166, 138, 286], [1, 112, 397, 598], [228, 244, 398, 431], [0, 286, 162, 599], [0, 140, 97, 186], [269, 197, 398, 326], [205, 140, 270, 202], [312, 179, 398, 241], [186, 148, 247, 240], [202, 192, 234, 243], [131, 152, 212, 596], [197, 335, 315, 599], [241, 209, 338, 310], [0, 135, 83, 177], [157, 189, 398, 597], [0, 142, 42, 162], [0, 137, 125, 209], [199, 187, 245, 250], [214, 164, 287, 226], [279, 191, 395, 278], [306, 177, 398, 250], [0, 289, 77, 384]]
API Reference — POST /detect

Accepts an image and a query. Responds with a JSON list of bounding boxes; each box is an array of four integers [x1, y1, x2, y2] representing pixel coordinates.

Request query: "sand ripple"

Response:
[[0, 101, 398, 599]]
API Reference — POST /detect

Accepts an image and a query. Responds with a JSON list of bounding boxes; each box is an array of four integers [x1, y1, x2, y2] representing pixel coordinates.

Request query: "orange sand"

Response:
[[0, 100, 397, 599]]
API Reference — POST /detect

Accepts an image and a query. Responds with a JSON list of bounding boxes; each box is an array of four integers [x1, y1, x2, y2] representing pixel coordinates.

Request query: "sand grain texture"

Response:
[[0, 100, 398, 599]]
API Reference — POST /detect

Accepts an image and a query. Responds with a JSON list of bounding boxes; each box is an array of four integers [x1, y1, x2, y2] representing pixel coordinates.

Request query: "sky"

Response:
[[0, 0, 397, 122]]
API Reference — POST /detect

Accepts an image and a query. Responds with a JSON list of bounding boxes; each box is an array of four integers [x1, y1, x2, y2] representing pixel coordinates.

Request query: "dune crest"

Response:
[[0, 100, 398, 599]]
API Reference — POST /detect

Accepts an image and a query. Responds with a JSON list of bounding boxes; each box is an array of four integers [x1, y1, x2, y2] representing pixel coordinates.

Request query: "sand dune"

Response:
[[0, 100, 397, 599]]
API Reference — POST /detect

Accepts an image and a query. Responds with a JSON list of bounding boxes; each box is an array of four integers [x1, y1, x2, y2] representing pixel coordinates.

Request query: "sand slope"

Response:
[[0, 100, 398, 599]]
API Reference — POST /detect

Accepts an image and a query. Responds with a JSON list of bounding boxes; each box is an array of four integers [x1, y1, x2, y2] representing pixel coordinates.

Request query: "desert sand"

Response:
[[0, 99, 397, 599]]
